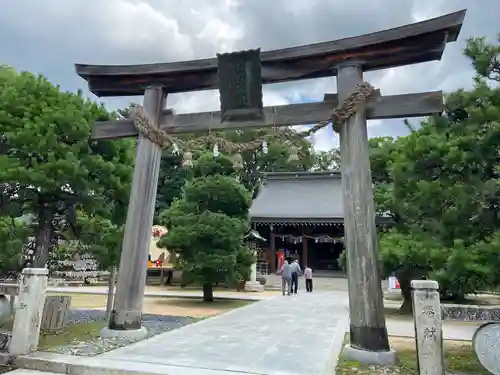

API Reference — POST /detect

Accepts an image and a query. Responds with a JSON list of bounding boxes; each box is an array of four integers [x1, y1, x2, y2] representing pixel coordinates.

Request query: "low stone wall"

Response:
[[385, 290, 500, 322], [441, 304, 500, 322]]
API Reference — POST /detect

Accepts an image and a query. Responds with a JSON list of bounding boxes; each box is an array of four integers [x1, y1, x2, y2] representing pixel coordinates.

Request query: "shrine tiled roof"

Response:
[[249, 171, 344, 224]]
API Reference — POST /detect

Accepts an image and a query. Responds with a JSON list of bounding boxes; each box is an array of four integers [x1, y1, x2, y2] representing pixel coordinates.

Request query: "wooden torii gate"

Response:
[[75, 9, 466, 359]]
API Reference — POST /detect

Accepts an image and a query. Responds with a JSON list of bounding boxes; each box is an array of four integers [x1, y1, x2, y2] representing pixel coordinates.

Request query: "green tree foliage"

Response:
[[220, 128, 315, 194], [0, 217, 30, 276], [369, 137, 402, 222], [0, 66, 133, 268], [465, 34, 500, 82], [311, 148, 341, 171], [370, 35, 500, 307], [154, 150, 192, 223], [158, 153, 254, 302], [73, 212, 124, 271], [378, 230, 447, 312]]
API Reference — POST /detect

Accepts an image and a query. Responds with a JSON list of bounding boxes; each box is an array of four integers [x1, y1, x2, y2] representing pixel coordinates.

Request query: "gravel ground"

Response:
[[44, 309, 196, 356]]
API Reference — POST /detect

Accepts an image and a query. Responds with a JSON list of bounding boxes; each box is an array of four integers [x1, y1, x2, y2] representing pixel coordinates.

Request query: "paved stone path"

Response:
[[94, 291, 349, 375], [9, 290, 481, 375]]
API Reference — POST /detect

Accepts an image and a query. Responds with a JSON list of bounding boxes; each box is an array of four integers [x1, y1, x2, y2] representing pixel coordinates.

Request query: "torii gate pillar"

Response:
[[337, 62, 395, 364], [101, 86, 166, 340]]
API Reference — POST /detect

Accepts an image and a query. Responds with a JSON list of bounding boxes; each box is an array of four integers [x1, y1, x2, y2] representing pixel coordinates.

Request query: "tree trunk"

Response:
[[33, 206, 53, 268], [202, 283, 214, 302], [398, 278, 413, 315], [395, 271, 420, 315]]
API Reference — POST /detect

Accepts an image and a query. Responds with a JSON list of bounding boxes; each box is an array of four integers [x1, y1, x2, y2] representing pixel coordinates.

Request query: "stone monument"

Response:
[[411, 280, 445, 375], [244, 251, 264, 292], [473, 322, 500, 375]]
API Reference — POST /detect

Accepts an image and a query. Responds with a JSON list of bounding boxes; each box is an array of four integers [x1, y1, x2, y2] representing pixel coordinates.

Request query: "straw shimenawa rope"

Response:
[[128, 82, 377, 151], [297, 81, 377, 136], [129, 104, 172, 149]]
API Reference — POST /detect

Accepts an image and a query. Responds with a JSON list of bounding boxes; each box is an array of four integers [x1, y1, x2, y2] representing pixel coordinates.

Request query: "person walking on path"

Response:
[[279, 259, 292, 296], [304, 265, 313, 292], [290, 259, 302, 294]]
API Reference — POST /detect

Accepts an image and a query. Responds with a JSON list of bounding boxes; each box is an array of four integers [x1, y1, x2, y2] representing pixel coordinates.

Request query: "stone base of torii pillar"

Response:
[[244, 262, 264, 292]]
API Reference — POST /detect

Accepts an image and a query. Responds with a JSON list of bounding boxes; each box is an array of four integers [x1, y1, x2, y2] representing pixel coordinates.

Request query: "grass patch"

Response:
[[38, 320, 106, 350], [336, 335, 487, 375], [48, 293, 252, 310], [0, 318, 105, 350], [45, 293, 254, 318]]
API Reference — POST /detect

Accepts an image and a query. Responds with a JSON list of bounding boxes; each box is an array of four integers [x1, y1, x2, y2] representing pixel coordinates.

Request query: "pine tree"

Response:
[[159, 152, 254, 302], [0, 66, 133, 267]]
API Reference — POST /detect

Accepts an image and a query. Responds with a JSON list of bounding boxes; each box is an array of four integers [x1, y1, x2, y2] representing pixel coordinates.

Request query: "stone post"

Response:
[[102, 86, 167, 339], [244, 251, 263, 292], [9, 268, 48, 356], [337, 62, 394, 365], [411, 280, 445, 375], [251, 263, 257, 283]]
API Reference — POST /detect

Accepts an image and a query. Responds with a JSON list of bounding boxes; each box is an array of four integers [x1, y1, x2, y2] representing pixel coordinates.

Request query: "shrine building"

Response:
[[249, 171, 388, 274]]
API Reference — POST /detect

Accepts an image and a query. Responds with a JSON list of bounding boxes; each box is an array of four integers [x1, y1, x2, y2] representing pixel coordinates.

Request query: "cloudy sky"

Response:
[[0, 0, 495, 150]]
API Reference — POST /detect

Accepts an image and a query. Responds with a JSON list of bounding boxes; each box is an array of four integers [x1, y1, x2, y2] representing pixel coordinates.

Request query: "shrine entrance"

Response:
[[75, 8, 466, 363]]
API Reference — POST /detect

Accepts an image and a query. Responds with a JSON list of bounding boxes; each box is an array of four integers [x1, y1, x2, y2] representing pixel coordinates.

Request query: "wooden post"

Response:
[[302, 234, 308, 266], [337, 62, 390, 354], [411, 280, 445, 375], [269, 232, 276, 273], [41, 295, 72, 333], [160, 268, 165, 286], [105, 266, 117, 321], [105, 86, 166, 338]]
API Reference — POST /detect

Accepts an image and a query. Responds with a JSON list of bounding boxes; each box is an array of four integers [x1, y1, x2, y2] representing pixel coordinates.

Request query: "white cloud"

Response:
[[0, 0, 496, 152], [196, 18, 244, 54], [93, 1, 194, 60]]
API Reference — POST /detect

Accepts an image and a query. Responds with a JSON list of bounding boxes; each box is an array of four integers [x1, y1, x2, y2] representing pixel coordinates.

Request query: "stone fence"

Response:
[[441, 303, 500, 322], [387, 288, 500, 322], [0, 268, 48, 356]]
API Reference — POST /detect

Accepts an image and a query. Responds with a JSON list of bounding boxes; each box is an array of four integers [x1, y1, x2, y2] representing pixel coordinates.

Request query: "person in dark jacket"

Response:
[[290, 260, 302, 294]]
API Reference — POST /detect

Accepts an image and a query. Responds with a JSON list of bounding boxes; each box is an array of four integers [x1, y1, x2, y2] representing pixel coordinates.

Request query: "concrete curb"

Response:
[[9, 352, 259, 375], [12, 352, 170, 375]]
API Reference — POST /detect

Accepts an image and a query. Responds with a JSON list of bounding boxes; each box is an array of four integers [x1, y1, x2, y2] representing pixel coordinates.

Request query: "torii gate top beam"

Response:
[[75, 9, 466, 97]]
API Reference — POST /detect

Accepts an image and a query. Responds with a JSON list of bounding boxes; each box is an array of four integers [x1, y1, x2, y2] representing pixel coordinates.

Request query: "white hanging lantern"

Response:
[[182, 151, 193, 168], [232, 153, 244, 170], [262, 141, 268, 154], [172, 143, 180, 155], [288, 146, 299, 162], [213, 144, 219, 157]]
